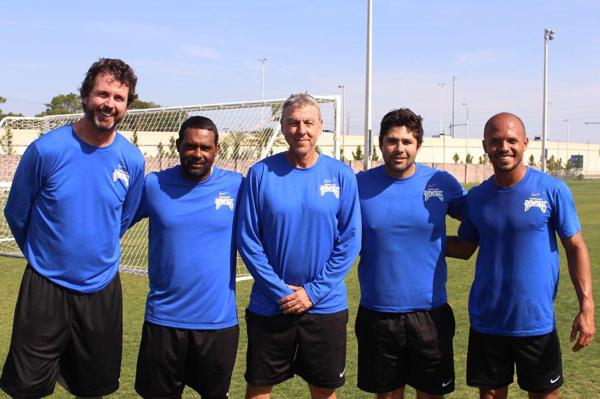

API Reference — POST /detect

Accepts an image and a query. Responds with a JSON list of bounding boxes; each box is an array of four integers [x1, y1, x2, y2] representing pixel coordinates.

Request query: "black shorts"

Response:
[[467, 328, 563, 393], [245, 309, 348, 389], [355, 304, 455, 395], [135, 321, 239, 399], [0, 265, 122, 398]]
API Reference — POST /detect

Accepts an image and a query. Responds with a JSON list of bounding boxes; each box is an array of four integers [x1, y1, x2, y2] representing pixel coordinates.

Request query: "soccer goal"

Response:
[[0, 96, 341, 280]]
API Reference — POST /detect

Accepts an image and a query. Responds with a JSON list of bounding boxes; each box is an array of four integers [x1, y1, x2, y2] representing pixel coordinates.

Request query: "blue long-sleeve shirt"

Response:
[[237, 153, 361, 315], [4, 125, 145, 293]]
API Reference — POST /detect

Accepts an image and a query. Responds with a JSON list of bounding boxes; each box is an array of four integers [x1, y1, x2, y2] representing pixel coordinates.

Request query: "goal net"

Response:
[[0, 96, 341, 279]]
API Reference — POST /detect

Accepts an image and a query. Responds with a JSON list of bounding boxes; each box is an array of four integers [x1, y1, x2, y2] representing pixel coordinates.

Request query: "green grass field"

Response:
[[1, 180, 599, 398]]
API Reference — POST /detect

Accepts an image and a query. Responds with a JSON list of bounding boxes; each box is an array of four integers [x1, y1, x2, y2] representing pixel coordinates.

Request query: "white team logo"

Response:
[[424, 185, 444, 202], [524, 193, 547, 213], [215, 191, 234, 210], [320, 179, 340, 199], [112, 165, 130, 188]]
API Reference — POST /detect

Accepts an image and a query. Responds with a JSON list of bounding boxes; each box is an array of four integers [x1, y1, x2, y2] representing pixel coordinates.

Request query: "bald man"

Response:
[[449, 113, 595, 399]]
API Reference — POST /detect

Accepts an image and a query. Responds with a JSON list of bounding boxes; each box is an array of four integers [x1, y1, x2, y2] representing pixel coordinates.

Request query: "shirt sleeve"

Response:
[[120, 157, 145, 237], [236, 167, 294, 303], [303, 170, 362, 305], [446, 172, 467, 219], [3, 144, 45, 251], [457, 198, 479, 243], [130, 176, 149, 227], [551, 181, 581, 238]]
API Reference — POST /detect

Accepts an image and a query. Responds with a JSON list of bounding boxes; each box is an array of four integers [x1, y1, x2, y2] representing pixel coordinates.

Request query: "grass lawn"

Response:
[[1, 180, 599, 398]]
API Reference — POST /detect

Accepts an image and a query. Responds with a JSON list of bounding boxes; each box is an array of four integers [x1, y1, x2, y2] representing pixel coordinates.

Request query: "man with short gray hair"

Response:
[[237, 93, 361, 399]]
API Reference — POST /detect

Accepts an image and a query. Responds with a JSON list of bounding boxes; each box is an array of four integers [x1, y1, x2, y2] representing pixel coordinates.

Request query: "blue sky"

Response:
[[1, 0, 599, 143]]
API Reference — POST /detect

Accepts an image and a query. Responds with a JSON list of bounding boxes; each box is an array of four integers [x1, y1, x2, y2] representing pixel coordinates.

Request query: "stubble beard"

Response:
[[84, 106, 121, 134]]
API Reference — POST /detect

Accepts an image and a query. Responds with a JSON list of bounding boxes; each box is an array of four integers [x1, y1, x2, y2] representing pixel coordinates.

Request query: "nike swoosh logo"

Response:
[[550, 376, 561, 384], [339, 369, 346, 378], [442, 379, 453, 387]]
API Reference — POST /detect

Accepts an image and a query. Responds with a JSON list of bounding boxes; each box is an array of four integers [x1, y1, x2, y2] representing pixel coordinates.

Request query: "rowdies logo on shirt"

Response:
[[112, 164, 130, 188], [320, 178, 340, 199], [524, 192, 548, 213], [215, 191, 234, 210], [423, 184, 444, 202]]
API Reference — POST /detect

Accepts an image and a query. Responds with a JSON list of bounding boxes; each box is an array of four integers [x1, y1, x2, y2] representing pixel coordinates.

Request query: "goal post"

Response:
[[0, 96, 341, 279]]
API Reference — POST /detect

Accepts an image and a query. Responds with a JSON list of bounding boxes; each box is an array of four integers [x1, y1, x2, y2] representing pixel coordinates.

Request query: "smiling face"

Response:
[[177, 127, 219, 183], [82, 72, 129, 134], [483, 113, 529, 174], [281, 104, 322, 166], [380, 126, 421, 179]]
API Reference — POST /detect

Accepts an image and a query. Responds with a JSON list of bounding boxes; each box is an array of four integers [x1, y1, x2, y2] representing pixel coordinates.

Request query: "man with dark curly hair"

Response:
[[1, 58, 145, 398]]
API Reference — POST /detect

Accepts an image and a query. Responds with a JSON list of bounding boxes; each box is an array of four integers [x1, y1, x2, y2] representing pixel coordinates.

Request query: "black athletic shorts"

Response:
[[355, 304, 455, 395], [245, 308, 348, 389], [467, 328, 563, 393], [0, 264, 123, 398], [135, 321, 239, 399]]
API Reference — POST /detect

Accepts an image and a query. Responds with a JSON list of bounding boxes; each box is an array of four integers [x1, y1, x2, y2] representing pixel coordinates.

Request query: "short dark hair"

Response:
[[79, 58, 138, 109], [379, 108, 424, 146], [178, 116, 219, 144]]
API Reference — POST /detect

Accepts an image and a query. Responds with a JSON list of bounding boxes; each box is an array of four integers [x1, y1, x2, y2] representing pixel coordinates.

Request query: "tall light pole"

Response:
[[338, 84, 346, 158], [564, 119, 570, 164], [541, 28, 555, 172], [463, 102, 470, 160], [437, 83, 445, 135], [451, 76, 456, 137], [259, 58, 267, 127], [364, 0, 373, 170]]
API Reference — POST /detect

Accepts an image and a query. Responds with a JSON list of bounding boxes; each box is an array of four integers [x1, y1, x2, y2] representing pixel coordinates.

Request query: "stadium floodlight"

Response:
[[564, 119, 570, 161], [364, 0, 373, 171], [463, 102, 470, 159], [259, 58, 267, 126], [541, 28, 555, 172], [338, 84, 346, 156], [437, 83, 446, 135]]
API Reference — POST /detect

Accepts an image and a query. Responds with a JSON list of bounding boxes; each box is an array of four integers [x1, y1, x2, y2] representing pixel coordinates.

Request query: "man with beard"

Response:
[[133, 116, 242, 399], [1, 58, 145, 398], [355, 108, 465, 399], [451, 112, 595, 399], [237, 93, 361, 399]]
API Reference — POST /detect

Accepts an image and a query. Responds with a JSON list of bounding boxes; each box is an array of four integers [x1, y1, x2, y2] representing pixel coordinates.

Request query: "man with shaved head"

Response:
[[450, 112, 595, 399]]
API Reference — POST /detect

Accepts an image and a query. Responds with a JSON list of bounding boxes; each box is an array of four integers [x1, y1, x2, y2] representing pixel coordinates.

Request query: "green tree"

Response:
[[371, 145, 379, 161], [528, 154, 537, 166], [453, 153, 461, 164], [465, 153, 473, 164], [478, 154, 488, 164], [156, 142, 165, 169], [131, 130, 140, 148], [168, 136, 178, 158], [0, 126, 14, 155], [130, 100, 161, 109], [352, 145, 364, 161], [0, 96, 23, 119], [37, 93, 81, 116]]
